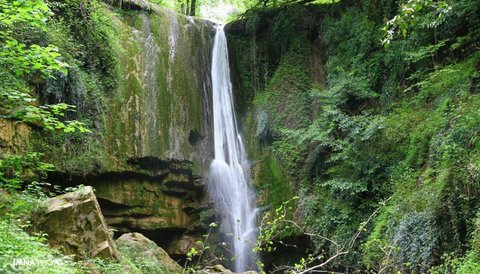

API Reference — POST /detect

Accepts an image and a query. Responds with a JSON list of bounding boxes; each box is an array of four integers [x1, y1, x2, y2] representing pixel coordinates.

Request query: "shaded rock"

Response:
[[165, 233, 200, 256], [32, 186, 119, 261], [93, 177, 200, 231], [202, 264, 258, 274], [90, 175, 208, 257], [116, 232, 183, 273]]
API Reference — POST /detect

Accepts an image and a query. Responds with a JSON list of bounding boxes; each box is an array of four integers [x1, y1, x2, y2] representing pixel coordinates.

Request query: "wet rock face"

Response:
[[104, 7, 216, 175], [32, 186, 119, 261]]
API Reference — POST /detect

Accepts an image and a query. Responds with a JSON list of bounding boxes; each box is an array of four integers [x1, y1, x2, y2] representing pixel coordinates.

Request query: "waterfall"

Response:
[[208, 26, 258, 272]]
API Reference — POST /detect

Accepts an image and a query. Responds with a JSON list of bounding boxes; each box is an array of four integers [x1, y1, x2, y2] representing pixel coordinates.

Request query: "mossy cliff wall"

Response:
[[104, 7, 215, 174], [225, 1, 480, 272], [24, 2, 217, 258], [225, 4, 325, 215], [224, 6, 326, 267], [98, 6, 215, 257]]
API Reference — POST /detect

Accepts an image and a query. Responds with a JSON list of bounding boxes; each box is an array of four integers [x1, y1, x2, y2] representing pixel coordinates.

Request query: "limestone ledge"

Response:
[[86, 165, 211, 257]]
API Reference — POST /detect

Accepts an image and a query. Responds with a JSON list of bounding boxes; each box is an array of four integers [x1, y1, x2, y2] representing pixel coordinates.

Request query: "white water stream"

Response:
[[208, 26, 258, 272]]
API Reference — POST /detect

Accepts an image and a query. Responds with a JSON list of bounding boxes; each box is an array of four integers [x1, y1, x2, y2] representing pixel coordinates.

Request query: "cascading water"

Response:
[[208, 26, 258, 272]]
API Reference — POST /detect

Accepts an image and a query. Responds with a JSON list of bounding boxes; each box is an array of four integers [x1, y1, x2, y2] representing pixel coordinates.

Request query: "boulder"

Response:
[[33, 186, 119, 261], [116, 232, 183, 273], [166, 232, 200, 255]]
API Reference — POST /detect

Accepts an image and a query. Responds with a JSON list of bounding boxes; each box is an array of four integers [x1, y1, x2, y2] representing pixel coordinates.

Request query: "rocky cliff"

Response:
[[224, 5, 325, 213], [92, 6, 216, 256], [22, 2, 217, 258], [104, 6, 215, 173], [224, 1, 480, 272]]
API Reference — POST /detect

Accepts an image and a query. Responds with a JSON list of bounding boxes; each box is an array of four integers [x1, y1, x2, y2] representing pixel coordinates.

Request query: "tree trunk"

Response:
[[190, 0, 196, 16]]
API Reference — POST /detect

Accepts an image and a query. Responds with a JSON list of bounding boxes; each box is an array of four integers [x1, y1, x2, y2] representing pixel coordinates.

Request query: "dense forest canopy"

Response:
[[1, 0, 480, 273]]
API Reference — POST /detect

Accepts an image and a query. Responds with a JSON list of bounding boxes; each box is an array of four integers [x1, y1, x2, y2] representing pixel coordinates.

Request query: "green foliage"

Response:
[[18, 104, 90, 132], [0, 184, 131, 274], [1, 184, 44, 220], [382, 0, 452, 45], [184, 222, 222, 273], [249, 36, 313, 183], [19, 0, 120, 176], [454, 253, 480, 273], [32, 124, 107, 176], [47, 0, 119, 90], [254, 152, 293, 211], [82, 257, 127, 273], [234, 0, 480, 271], [0, 0, 90, 133], [0, 153, 53, 190], [0, 219, 78, 273], [428, 252, 480, 274], [249, 0, 338, 10], [305, 1, 479, 269], [115, 243, 171, 274], [0, 0, 51, 29], [393, 211, 440, 272], [253, 197, 299, 274], [0, 3, 113, 271], [428, 212, 480, 273], [0, 181, 79, 273], [0, 40, 66, 77]]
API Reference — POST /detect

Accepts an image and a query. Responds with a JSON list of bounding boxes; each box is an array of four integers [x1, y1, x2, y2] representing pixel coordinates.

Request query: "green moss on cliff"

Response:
[[228, 8, 318, 217], [253, 151, 292, 209], [31, 2, 214, 176], [226, 0, 480, 271], [31, 1, 118, 176], [102, 8, 212, 173]]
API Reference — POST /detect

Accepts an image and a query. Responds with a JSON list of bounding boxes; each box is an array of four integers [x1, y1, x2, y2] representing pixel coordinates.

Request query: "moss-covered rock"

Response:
[[35, 3, 216, 178], [225, 5, 323, 215], [116, 232, 183, 273]]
